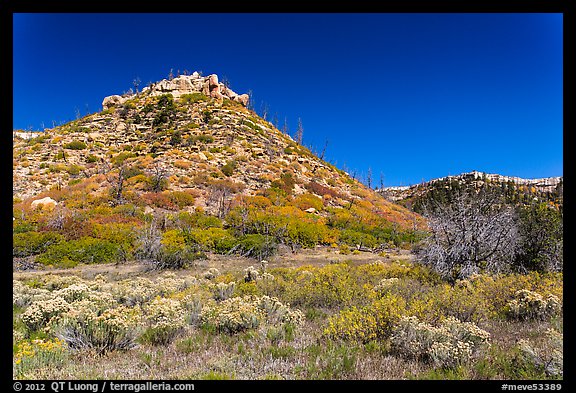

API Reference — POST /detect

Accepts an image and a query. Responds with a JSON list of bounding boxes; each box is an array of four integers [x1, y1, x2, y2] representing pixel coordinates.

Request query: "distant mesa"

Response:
[[378, 170, 563, 202], [102, 72, 249, 110]]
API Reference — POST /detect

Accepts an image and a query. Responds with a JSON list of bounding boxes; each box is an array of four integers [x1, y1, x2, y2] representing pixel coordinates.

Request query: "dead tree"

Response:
[[296, 118, 304, 145], [149, 161, 169, 192], [416, 188, 519, 281], [106, 164, 125, 205]]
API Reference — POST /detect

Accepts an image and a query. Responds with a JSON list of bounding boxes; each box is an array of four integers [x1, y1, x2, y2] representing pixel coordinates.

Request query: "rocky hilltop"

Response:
[[13, 71, 423, 231], [102, 72, 249, 110]]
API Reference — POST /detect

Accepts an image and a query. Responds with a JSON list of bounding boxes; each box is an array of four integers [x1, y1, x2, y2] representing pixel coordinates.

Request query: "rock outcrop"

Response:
[[102, 72, 250, 110], [30, 197, 58, 210]]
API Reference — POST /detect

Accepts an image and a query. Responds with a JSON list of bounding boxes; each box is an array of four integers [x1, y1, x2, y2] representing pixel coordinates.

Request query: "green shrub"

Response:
[[339, 229, 378, 249], [63, 140, 87, 150], [166, 191, 195, 209], [112, 152, 136, 166], [237, 234, 277, 259], [195, 134, 214, 144], [180, 93, 208, 105], [36, 237, 121, 267], [66, 164, 82, 175], [177, 211, 223, 229], [85, 154, 99, 163], [184, 227, 237, 253], [286, 220, 331, 248], [13, 231, 64, 257], [221, 160, 237, 177]]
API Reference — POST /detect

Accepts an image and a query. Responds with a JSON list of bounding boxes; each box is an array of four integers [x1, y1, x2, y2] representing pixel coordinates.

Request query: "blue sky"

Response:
[[13, 13, 563, 186]]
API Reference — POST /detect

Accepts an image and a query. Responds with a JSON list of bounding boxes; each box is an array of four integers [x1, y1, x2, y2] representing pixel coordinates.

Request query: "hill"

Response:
[[13, 72, 425, 269], [378, 170, 563, 213]]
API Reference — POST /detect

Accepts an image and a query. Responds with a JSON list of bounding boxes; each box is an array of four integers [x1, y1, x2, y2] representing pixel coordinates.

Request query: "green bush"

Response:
[[237, 234, 278, 259], [139, 298, 186, 345], [195, 134, 214, 144], [13, 231, 64, 257], [221, 160, 237, 177], [112, 152, 136, 166], [180, 93, 208, 105], [184, 228, 237, 253], [63, 140, 87, 150], [85, 154, 99, 163], [339, 229, 378, 249], [36, 237, 121, 267], [166, 191, 195, 209], [177, 211, 223, 229]]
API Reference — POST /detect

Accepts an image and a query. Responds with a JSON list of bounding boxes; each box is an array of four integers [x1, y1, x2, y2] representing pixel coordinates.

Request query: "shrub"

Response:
[[36, 237, 121, 267], [211, 282, 236, 301], [63, 140, 87, 150], [177, 211, 223, 229], [21, 297, 70, 332], [53, 302, 141, 353], [390, 315, 490, 369], [339, 229, 378, 249], [13, 338, 67, 378], [200, 296, 263, 334], [221, 160, 237, 177], [237, 234, 277, 259], [110, 277, 159, 307], [291, 193, 323, 211], [324, 293, 407, 341], [244, 266, 260, 282], [13, 231, 64, 257], [286, 219, 333, 248], [184, 227, 236, 253], [203, 268, 220, 280], [517, 328, 563, 378], [166, 190, 195, 209], [257, 296, 304, 326], [140, 297, 186, 345], [195, 134, 214, 144], [111, 152, 136, 166], [200, 295, 303, 335], [180, 93, 208, 105], [65, 164, 82, 176], [505, 289, 562, 321]]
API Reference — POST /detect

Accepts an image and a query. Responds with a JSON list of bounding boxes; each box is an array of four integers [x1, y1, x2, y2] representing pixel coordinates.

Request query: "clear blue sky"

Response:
[[13, 13, 563, 186]]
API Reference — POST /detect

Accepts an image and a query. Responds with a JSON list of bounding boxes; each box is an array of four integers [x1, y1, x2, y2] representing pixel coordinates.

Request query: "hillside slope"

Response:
[[13, 72, 425, 268]]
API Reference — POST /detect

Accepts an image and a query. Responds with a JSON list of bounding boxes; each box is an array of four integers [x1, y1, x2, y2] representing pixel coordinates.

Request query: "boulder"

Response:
[[31, 197, 58, 210], [102, 95, 126, 110], [235, 94, 249, 106], [305, 207, 317, 213], [208, 74, 219, 88]]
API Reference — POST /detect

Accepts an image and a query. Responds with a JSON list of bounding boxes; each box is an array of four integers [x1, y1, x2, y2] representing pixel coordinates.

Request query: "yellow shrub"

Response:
[[323, 293, 407, 342]]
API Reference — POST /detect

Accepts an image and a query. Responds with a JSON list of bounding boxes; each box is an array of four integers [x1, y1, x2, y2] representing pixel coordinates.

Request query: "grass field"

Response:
[[13, 247, 562, 380]]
